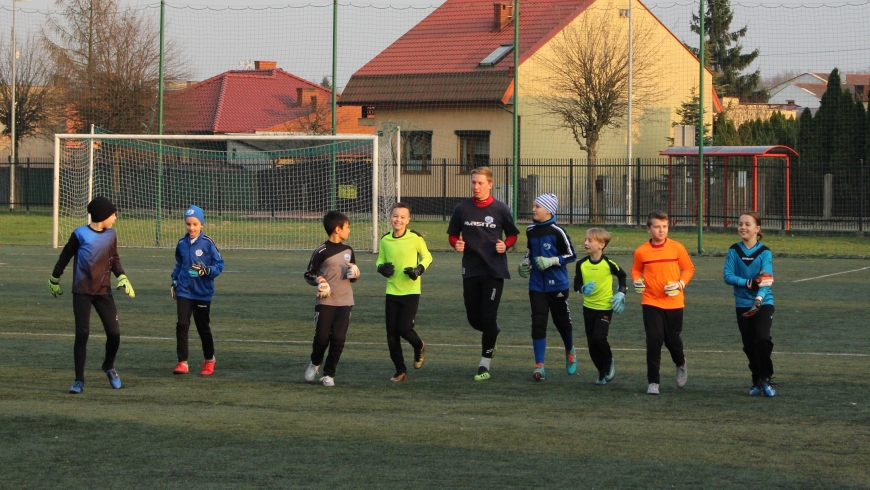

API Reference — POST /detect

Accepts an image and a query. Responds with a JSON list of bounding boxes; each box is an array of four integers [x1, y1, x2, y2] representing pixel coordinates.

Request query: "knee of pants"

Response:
[[592, 331, 608, 344], [479, 311, 498, 332], [530, 319, 548, 340], [754, 338, 773, 350]]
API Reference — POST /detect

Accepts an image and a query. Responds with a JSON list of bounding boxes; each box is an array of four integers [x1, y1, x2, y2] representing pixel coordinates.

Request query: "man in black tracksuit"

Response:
[[447, 166, 520, 381]]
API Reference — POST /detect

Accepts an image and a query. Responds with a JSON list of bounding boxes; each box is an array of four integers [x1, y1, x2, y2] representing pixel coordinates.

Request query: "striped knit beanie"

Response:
[[534, 193, 558, 217]]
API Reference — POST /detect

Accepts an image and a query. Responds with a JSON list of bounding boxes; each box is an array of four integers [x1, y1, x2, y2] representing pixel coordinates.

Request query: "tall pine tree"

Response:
[[690, 0, 764, 101]]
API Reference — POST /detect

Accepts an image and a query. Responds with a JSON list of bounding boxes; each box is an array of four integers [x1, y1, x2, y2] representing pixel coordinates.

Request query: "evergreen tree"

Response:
[[797, 107, 815, 162], [713, 112, 740, 146], [320, 76, 332, 89], [690, 0, 764, 101], [673, 87, 711, 145]]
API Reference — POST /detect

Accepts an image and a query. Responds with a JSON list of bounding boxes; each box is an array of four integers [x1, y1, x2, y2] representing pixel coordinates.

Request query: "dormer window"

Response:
[[479, 44, 513, 68]]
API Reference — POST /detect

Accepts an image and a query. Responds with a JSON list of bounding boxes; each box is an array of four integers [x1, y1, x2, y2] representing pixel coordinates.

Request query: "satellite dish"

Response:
[[238, 60, 253, 70]]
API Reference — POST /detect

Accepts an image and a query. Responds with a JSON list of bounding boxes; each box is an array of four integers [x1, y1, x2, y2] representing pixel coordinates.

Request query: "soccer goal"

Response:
[[53, 133, 396, 252]]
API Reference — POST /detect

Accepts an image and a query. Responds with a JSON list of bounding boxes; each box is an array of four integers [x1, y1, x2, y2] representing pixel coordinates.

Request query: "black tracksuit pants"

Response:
[[311, 305, 352, 377], [176, 297, 215, 362], [72, 293, 120, 382], [463, 275, 504, 358], [642, 305, 686, 384], [735, 305, 775, 382], [385, 294, 423, 375], [583, 306, 613, 376]]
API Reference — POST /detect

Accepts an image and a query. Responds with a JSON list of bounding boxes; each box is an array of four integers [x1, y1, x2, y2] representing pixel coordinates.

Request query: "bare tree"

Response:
[[43, 0, 188, 134], [0, 33, 65, 156], [530, 4, 666, 222]]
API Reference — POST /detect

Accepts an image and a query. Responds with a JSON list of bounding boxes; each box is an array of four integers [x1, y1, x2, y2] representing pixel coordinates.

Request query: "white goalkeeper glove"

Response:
[[664, 280, 685, 297], [633, 278, 646, 294], [346, 262, 360, 280], [534, 256, 560, 271], [316, 278, 331, 298]]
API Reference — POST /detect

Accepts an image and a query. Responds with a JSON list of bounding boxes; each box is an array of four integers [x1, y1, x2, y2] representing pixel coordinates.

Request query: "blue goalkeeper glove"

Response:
[[377, 262, 395, 278], [189, 260, 211, 277], [116, 274, 135, 298], [610, 292, 626, 314], [47, 276, 62, 297], [403, 264, 425, 280], [580, 281, 596, 296]]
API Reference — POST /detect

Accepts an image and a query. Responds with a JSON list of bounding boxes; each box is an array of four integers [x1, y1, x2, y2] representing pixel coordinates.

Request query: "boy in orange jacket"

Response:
[[631, 210, 695, 395]]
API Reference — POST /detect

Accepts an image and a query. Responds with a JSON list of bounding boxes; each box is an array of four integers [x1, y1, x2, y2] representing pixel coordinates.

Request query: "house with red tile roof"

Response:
[[340, 0, 713, 185]]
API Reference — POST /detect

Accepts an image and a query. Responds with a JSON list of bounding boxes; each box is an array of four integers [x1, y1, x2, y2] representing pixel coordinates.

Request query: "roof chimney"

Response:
[[297, 87, 320, 107], [494, 3, 513, 32], [254, 60, 277, 70]]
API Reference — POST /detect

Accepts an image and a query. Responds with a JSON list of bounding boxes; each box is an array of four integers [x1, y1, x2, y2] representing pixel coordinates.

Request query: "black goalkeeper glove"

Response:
[[403, 264, 425, 280], [742, 296, 763, 317], [377, 262, 395, 278]]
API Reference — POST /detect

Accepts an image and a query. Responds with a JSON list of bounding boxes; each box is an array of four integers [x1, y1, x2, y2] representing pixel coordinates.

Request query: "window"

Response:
[[479, 44, 513, 68], [456, 130, 490, 173], [402, 131, 432, 174]]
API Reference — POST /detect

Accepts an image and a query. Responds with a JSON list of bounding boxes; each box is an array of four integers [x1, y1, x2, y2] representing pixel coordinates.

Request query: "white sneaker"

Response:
[[304, 362, 320, 383], [647, 383, 660, 395], [321, 375, 335, 387], [676, 360, 688, 388]]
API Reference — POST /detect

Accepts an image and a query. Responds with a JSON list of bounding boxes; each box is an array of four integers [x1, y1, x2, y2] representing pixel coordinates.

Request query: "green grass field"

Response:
[[1, 245, 868, 488]]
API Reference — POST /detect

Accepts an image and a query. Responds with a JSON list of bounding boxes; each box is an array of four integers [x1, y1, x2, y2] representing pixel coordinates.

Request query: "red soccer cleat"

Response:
[[200, 358, 216, 376], [173, 361, 189, 374]]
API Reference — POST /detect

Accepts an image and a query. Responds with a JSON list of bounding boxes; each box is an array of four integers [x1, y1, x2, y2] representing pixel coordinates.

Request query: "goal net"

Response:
[[53, 133, 396, 252]]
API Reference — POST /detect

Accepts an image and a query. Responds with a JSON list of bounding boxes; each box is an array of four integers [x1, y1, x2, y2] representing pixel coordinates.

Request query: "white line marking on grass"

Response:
[[3, 332, 868, 357], [793, 266, 870, 283]]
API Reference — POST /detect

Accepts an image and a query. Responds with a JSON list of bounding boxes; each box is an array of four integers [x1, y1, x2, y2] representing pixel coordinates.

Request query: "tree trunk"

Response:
[[586, 133, 600, 223]]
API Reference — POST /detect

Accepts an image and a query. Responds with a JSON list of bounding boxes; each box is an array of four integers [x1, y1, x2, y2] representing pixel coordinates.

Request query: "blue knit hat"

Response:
[[185, 205, 205, 225], [534, 193, 558, 217]]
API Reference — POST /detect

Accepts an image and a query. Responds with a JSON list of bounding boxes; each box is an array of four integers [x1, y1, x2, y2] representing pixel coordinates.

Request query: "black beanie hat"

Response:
[[87, 196, 117, 222]]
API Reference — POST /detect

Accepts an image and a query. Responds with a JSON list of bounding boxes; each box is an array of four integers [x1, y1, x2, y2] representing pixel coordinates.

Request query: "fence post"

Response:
[[569, 158, 574, 225], [781, 159, 786, 231], [860, 159, 865, 235], [441, 158, 447, 221], [25, 158, 30, 212]]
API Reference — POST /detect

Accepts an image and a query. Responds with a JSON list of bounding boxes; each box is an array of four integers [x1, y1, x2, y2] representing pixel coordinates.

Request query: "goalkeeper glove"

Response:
[[316, 278, 331, 298], [47, 276, 62, 297], [755, 272, 774, 288], [580, 281, 596, 296], [534, 256, 560, 271], [633, 278, 646, 294], [743, 296, 763, 317], [170, 278, 177, 299], [664, 280, 685, 297], [610, 292, 626, 314], [189, 260, 211, 277], [346, 262, 360, 280], [377, 262, 395, 278], [518, 258, 531, 278], [403, 264, 425, 280], [116, 274, 135, 298]]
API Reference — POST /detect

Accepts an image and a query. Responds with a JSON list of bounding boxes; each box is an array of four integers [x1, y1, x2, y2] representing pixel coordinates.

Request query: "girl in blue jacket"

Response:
[[518, 193, 578, 381], [723, 211, 776, 397], [171, 205, 225, 376]]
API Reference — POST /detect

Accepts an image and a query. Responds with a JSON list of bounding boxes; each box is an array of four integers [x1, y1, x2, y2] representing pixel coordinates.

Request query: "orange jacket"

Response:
[[631, 238, 695, 309]]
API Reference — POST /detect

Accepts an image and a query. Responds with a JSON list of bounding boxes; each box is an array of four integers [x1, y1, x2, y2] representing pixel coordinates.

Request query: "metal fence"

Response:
[[0, 159, 55, 211]]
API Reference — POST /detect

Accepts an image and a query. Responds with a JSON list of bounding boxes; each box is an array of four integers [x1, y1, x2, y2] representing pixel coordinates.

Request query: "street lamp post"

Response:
[[10, 0, 30, 211]]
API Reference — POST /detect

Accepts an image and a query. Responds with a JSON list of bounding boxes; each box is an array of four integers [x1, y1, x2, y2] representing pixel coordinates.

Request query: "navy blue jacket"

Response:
[[524, 217, 577, 292], [172, 234, 224, 301]]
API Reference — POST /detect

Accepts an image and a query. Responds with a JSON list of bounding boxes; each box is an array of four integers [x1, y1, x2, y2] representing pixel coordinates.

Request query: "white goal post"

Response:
[[53, 133, 396, 252]]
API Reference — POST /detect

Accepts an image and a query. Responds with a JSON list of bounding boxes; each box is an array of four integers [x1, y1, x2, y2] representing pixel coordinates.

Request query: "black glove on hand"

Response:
[[377, 262, 395, 278], [403, 264, 425, 280]]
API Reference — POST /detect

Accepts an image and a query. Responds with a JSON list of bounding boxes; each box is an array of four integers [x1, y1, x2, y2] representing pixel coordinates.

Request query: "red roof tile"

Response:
[[165, 68, 331, 133], [794, 83, 828, 99]]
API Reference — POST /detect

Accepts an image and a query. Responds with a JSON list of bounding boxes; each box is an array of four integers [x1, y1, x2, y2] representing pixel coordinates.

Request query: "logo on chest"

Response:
[[195, 249, 204, 257]]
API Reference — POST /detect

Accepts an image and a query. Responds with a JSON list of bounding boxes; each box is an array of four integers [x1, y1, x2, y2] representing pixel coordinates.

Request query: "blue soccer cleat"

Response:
[[595, 374, 607, 385], [106, 369, 122, 389], [566, 348, 577, 375], [533, 363, 546, 381], [749, 384, 762, 396], [605, 359, 616, 382], [69, 381, 83, 394], [761, 379, 776, 397]]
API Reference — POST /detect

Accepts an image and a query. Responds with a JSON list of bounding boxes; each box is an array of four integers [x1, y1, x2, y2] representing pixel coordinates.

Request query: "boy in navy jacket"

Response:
[[171, 205, 225, 376], [518, 193, 578, 380]]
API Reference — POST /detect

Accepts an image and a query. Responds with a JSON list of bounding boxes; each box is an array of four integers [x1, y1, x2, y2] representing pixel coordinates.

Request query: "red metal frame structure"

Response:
[[660, 146, 799, 230]]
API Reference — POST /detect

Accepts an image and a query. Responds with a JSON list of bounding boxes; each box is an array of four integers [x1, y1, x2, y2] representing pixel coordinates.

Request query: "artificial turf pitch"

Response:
[[1, 246, 868, 488]]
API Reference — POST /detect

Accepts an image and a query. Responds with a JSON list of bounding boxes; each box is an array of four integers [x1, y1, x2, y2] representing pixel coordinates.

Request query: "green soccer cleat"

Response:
[[474, 366, 491, 382], [533, 363, 546, 381], [565, 348, 577, 375]]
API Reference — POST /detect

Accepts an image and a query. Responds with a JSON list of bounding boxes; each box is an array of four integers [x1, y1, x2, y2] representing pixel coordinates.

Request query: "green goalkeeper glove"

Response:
[[47, 276, 62, 297], [116, 274, 135, 298], [189, 260, 211, 277], [518, 258, 531, 278], [534, 256, 560, 271]]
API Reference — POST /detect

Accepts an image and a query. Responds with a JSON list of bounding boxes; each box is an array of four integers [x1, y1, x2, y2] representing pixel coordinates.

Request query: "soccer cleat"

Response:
[[761, 379, 777, 397], [595, 374, 607, 385], [474, 366, 491, 382], [647, 383, 660, 395], [676, 360, 688, 388], [605, 359, 616, 382], [200, 358, 216, 376], [321, 375, 335, 387], [304, 362, 320, 383], [390, 372, 408, 382], [173, 361, 189, 374], [106, 369, 122, 389], [69, 381, 84, 394], [749, 384, 762, 396], [414, 342, 426, 369], [565, 348, 577, 375], [533, 363, 546, 381]]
